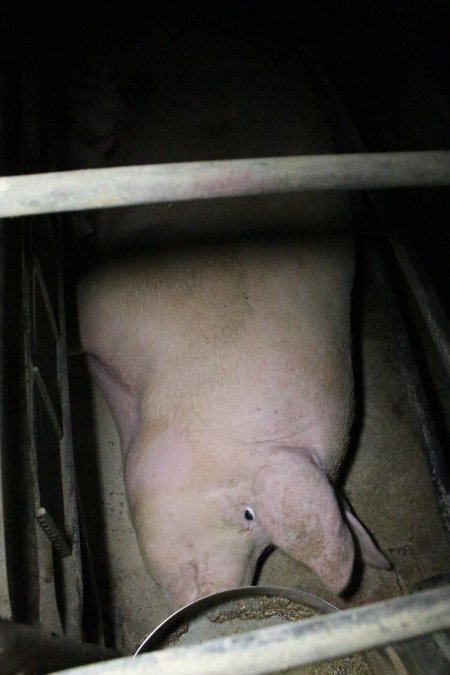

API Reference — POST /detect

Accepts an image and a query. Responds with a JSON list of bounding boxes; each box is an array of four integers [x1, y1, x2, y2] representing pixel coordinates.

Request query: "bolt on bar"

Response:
[[0, 151, 449, 219], [52, 587, 450, 675]]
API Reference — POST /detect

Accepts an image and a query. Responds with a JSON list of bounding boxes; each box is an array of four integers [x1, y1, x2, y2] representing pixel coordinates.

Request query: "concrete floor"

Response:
[[67, 4, 450, 656]]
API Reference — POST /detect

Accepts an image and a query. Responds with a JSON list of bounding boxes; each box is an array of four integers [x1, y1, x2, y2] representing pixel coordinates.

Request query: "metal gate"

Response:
[[0, 2, 449, 673]]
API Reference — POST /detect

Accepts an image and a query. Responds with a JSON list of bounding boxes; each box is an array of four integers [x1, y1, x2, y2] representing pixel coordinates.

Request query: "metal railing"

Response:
[[0, 151, 449, 219], [52, 588, 450, 675], [1, 7, 449, 674]]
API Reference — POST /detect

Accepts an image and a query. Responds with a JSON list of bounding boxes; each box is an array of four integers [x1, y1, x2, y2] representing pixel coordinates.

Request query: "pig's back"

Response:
[[78, 236, 354, 465]]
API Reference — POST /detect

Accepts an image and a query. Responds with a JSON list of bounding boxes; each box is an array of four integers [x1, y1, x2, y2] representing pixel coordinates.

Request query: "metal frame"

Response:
[[365, 216, 450, 535], [0, 0, 109, 664], [53, 587, 450, 675], [0, 6, 449, 673], [0, 150, 446, 671], [22, 222, 83, 638], [294, 29, 450, 542]]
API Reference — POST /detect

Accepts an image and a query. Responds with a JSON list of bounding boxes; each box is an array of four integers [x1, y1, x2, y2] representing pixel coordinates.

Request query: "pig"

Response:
[[78, 235, 390, 608]]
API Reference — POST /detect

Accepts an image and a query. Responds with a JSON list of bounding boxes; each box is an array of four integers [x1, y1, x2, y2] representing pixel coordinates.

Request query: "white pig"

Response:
[[78, 236, 389, 608]]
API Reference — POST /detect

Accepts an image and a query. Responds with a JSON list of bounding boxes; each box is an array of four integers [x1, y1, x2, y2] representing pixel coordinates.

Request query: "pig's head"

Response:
[[126, 436, 389, 609]]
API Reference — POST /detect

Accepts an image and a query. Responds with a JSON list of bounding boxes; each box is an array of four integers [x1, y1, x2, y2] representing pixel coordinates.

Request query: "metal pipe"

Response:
[[385, 227, 450, 381], [367, 237, 450, 535], [1, 151, 450, 219], [52, 587, 450, 675], [0, 619, 120, 675]]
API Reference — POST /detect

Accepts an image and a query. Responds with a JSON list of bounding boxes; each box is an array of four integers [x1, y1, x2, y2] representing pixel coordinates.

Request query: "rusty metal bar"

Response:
[[52, 587, 450, 675], [0, 151, 450, 218], [36, 507, 71, 558]]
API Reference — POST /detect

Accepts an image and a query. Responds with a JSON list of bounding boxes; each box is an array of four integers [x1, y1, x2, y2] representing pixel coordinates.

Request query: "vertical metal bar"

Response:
[[32, 366, 63, 439], [33, 258, 60, 341], [385, 227, 450, 381], [0, 225, 13, 619], [22, 222, 63, 633], [367, 235, 450, 535], [286, 22, 450, 537], [25, 221, 84, 638], [1, 0, 85, 644], [54, 222, 84, 639]]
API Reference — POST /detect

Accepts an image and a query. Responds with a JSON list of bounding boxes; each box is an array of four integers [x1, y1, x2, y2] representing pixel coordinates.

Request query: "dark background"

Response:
[[1, 0, 449, 303]]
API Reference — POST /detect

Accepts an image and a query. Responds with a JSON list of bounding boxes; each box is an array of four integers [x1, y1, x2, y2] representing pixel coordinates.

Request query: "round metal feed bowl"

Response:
[[135, 586, 336, 654], [134, 585, 399, 673]]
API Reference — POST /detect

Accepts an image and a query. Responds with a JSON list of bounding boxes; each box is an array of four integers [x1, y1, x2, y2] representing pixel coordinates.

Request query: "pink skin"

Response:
[[124, 427, 272, 607], [78, 239, 390, 608]]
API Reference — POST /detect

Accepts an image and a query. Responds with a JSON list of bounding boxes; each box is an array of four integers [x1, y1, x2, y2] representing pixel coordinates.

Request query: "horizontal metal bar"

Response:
[[1, 151, 449, 219], [53, 587, 450, 675], [0, 619, 120, 675]]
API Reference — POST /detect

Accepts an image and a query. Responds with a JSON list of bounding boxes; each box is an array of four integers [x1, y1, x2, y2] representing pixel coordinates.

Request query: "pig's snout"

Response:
[[152, 550, 259, 609], [162, 568, 252, 609]]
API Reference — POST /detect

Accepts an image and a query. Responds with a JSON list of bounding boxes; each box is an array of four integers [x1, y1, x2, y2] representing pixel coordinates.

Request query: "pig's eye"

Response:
[[244, 507, 255, 521]]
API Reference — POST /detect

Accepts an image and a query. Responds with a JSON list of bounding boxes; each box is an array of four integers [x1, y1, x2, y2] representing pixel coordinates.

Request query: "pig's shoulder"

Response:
[[77, 258, 153, 357]]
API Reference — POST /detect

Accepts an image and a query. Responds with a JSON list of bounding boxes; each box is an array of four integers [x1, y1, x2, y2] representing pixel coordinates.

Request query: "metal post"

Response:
[[384, 227, 450, 381], [367, 237, 450, 535]]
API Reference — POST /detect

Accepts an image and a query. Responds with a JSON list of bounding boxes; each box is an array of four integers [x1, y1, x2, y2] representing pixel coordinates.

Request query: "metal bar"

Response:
[[300, 25, 450, 383], [0, 151, 449, 219], [32, 365, 63, 439], [34, 257, 60, 341], [0, 619, 120, 675], [0, 222, 13, 619], [54, 217, 84, 640], [52, 587, 450, 675], [289, 26, 450, 534], [367, 238, 450, 535], [385, 227, 450, 381], [36, 507, 71, 558]]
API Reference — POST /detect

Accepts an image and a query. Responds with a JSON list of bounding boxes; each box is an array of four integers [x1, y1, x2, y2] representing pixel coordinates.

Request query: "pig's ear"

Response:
[[342, 499, 391, 570], [255, 452, 355, 594]]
